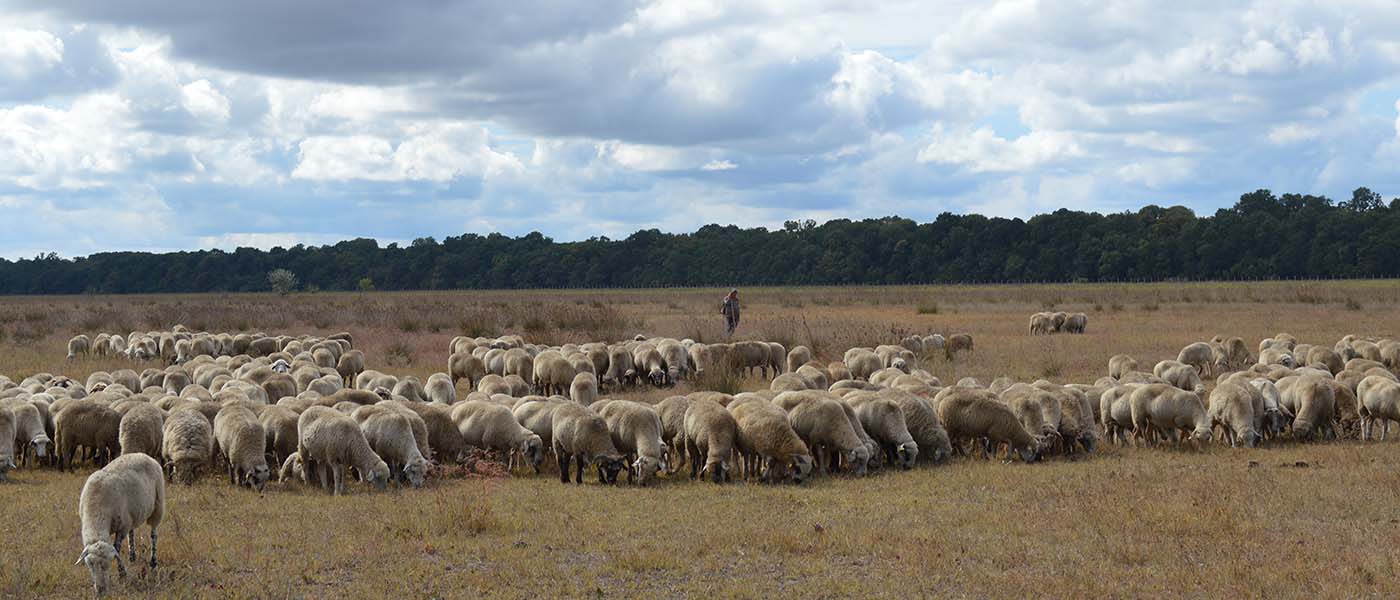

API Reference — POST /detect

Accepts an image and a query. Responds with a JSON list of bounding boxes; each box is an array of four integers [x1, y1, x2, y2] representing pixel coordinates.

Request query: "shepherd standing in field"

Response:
[[721, 289, 741, 336]]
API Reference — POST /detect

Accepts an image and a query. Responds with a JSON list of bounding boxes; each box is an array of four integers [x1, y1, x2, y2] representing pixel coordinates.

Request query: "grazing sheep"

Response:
[[1281, 374, 1336, 442], [683, 399, 738, 483], [1063, 313, 1087, 334], [1259, 347, 1296, 368], [68, 335, 92, 360], [400, 402, 464, 463], [550, 402, 625, 484], [1029, 313, 1053, 335], [843, 349, 883, 381], [56, 400, 122, 470], [452, 401, 545, 473], [827, 362, 852, 383], [2, 399, 50, 467], [786, 346, 813, 374], [656, 396, 692, 473], [1098, 385, 1138, 445], [448, 352, 487, 391], [512, 398, 569, 456], [1177, 342, 1224, 378], [1223, 337, 1252, 368], [570, 372, 599, 405], [1128, 384, 1211, 447], [774, 391, 869, 476], [297, 406, 390, 495], [935, 388, 1039, 463], [1158, 364, 1206, 397], [118, 403, 164, 460], [258, 406, 300, 468], [533, 353, 576, 396], [1358, 376, 1400, 441], [944, 333, 974, 359], [391, 377, 426, 403], [844, 394, 918, 469], [606, 346, 637, 388], [424, 373, 456, 405], [1108, 354, 1138, 380], [1207, 382, 1262, 448], [160, 408, 212, 484], [729, 400, 813, 484], [358, 411, 428, 488], [884, 390, 951, 464], [75, 453, 165, 596], [597, 400, 667, 485], [771, 373, 815, 393], [1306, 347, 1344, 375], [0, 407, 13, 480], [213, 407, 270, 491]]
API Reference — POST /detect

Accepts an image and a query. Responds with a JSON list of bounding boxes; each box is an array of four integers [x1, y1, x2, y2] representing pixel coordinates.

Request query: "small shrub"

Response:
[[1140, 303, 1160, 312], [915, 302, 939, 315], [696, 365, 743, 395], [398, 318, 421, 333], [1344, 298, 1362, 311], [1040, 358, 1064, 379], [385, 341, 413, 366]]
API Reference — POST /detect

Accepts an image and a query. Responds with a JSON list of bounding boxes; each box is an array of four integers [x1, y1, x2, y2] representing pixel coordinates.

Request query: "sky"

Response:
[[1, 0, 1398, 259]]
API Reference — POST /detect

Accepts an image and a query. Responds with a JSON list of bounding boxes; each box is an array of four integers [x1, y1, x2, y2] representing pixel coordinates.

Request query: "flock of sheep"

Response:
[[1028, 311, 1088, 335], [6, 323, 1400, 595]]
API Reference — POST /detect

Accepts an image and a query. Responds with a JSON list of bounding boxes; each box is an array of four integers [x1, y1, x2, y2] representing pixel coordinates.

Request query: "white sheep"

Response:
[[359, 410, 428, 487], [75, 453, 165, 596], [297, 406, 390, 495]]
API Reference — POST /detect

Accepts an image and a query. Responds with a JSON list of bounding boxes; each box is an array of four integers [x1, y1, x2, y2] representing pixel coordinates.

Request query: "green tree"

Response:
[[268, 268, 298, 295], [358, 277, 375, 292]]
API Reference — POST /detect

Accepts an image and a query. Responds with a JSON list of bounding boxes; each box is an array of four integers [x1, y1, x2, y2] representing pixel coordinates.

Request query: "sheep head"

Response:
[[0, 457, 13, 480], [403, 457, 428, 488], [244, 465, 271, 492], [520, 436, 544, 471], [30, 435, 49, 458], [76, 540, 118, 596], [701, 458, 729, 483], [790, 454, 814, 484], [631, 456, 662, 486], [362, 459, 391, 491], [648, 367, 666, 387], [595, 455, 624, 484], [847, 447, 869, 476]]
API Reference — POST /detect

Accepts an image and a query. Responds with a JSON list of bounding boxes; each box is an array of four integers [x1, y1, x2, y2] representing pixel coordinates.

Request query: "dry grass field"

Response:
[[4, 281, 1400, 598]]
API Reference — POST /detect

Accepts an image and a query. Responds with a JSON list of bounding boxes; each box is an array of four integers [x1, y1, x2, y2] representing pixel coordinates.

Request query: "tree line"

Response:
[[4, 187, 1398, 295]]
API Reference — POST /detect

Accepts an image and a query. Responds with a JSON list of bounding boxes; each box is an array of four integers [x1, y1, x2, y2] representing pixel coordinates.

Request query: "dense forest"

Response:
[[4, 188, 1398, 294]]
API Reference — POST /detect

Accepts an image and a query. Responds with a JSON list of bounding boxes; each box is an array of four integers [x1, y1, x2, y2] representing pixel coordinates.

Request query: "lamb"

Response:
[[682, 398, 738, 483], [596, 400, 667, 485], [936, 388, 1039, 462], [786, 346, 813, 374], [729, 400, 814, 483], [424, 373, 456, 405], [448, 351, 488, 391], [1128, 384, 1212, 447], [1108, 354, 1138, 379], [74, 453, 165, 596], [845, 393, 920, 469], [160, 407, 212, 484], [775, 391, 869, 476], [1207, 382, 1262, 448], [118, 403, 164, 460], [570, 372, 599, 405], [1063, 313, 1087, 334], [452, 401, 545, 473], [296, 406, 390, 494], [944, 333, 974, 359], [213, 406, 270, 491], [550, 402, 625, 484], [358, 410, 428, 488], [68, 335, 92, 360], [258, 406, 300, 467], [56, 400, 122, 470], [1358, 376, 1400, 441]]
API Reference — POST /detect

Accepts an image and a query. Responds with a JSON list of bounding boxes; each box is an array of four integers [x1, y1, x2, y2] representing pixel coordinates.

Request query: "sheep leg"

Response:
[[574, 455, 586, 484], [1383, 421, 1391, 441], [557, 452, 570, 484], [150, 528, 158, 569], [114, 531, 128, 578], [332, 464, 345, 496], [687, 438, 700, 480]]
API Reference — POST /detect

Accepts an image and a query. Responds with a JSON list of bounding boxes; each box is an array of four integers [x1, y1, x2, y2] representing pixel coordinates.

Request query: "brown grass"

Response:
[[4, 281, 1400, 597]]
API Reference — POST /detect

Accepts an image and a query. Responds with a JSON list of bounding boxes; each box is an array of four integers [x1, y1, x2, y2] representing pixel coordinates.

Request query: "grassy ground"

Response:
[[3, 281, 1400, 598]]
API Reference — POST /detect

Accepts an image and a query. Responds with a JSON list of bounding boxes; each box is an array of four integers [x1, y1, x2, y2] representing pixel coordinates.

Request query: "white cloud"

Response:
[[1268, 123, 1320, 144], [0, 28, 63, 76], [180, 79, 231, 123], [918, 125, 1085, 173], [701, 159, 737, 171]]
